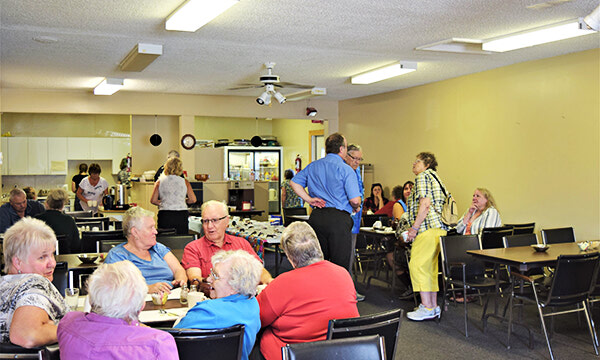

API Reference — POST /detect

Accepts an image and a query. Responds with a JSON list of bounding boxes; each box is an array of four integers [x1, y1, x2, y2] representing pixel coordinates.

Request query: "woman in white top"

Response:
[[151, 157, 196, 234], [76, 163, 109, 215], [455, 188, 501, 235]]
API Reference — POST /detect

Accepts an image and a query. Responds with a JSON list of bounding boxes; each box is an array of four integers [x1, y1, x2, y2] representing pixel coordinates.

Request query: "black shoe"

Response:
[[398, 286, 413, 299], [356, 293, 366, 302]]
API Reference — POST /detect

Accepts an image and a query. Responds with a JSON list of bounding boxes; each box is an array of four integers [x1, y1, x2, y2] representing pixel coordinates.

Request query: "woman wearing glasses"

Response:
[[104, 206, 187, 294], [181, 201, 272, 292], [175, 250, 262, 360]]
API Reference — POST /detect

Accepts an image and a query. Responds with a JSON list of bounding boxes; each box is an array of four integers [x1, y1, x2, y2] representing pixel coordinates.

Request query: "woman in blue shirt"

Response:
[[104, 206, 187, 294]]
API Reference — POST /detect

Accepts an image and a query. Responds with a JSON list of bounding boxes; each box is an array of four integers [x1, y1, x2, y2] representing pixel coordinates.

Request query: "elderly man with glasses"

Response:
[[182, 200, 272, 291]]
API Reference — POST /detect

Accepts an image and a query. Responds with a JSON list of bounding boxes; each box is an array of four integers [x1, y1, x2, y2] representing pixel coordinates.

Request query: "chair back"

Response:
[[541, 227, 576, 245], [80, 230, 126, 253], [504, 222, 535, 235], [65, 210, 93, 218], [55, 234, 67, 255], [157, 234, 196, 250], [0, 342, 60, 360], [503, 233, 538, 248], [362, 215, 389, 227], [283, 207, 308, 227], [157, 228, 177, 236], [440, 235, 485, 280], [282, 335, 386, 360], [327, 308, 402, 360], [52, 262, 68, 295], [479, 226, 514, 250], [99, 240, 126, 252], [75, 217, 110, 231], [163, 325, 245, 360], [545, 252, 600, 306]]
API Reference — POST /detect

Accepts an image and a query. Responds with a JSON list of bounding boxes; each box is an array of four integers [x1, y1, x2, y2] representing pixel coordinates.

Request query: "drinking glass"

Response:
[[65, 288, 79, 311], [151, 292, 168, 313]]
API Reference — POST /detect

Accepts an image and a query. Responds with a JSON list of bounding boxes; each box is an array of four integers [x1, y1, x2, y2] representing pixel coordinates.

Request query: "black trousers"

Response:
[[157, 210, 190, 235], [308, 208, 353, 272]]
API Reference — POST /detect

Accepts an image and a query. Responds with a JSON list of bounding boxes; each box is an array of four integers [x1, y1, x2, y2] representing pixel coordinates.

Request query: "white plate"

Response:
[[139, 307, 189, 323]]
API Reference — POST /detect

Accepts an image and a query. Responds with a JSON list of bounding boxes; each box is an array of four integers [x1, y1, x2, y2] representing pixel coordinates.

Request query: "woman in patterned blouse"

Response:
[[0, 217, 68, 347]]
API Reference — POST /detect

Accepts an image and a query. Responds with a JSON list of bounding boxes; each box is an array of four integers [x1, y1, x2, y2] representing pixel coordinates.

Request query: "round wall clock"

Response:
[[181, 134, 196, 150]]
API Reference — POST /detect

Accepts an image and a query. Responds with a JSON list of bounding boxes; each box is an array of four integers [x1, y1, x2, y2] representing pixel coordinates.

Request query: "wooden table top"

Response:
[[55, 253, 105, 270], [467, 242, 598, 271]]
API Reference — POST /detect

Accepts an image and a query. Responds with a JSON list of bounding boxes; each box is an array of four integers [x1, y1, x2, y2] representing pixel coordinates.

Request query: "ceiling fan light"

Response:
[[257, 91, 271, 105], [274, 91, 286, 104], [166, 0, 239, 32]]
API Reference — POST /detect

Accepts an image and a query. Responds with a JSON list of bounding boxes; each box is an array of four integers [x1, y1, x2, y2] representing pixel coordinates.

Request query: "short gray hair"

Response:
[[46, 189, 69, 210], [9, 188, 26, 201], [87, 261, 147, 323], [281, 222, 323, 268], [347, 144, 361, 153], [122, 206, 154, 238], [201, 200, 229, 216], [3, 217, 56, 273], [167, 150, 180, 159], [212, 250, 262, 297]]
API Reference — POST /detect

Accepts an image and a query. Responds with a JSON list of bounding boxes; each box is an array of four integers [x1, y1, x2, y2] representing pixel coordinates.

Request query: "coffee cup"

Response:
[[401, 231, 409, 242], [187, 291, 206, 308], [373, 221, 382, 229], [87, 200, 93, 207]]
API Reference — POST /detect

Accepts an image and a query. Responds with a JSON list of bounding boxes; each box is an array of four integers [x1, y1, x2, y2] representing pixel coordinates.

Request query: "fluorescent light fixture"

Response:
[[119, 43, 163, 72], [285, 87, 327, 101], [93, 78, 124, 95], [351, 62, 417, 85], [482, 18, 596, 52], [166, 0, 239, 32]]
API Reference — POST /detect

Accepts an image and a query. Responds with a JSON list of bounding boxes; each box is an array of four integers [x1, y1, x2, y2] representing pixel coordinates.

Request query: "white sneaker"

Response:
[[407, 304, 440, 321]]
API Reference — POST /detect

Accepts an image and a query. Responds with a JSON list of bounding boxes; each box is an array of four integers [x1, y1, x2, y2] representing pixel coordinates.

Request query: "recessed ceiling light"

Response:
[[351, 62, 417, 85], [32, 36, 58, 44]]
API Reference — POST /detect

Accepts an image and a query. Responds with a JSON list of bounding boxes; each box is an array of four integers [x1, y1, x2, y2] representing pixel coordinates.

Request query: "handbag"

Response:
[[429, 172, 459, 226]]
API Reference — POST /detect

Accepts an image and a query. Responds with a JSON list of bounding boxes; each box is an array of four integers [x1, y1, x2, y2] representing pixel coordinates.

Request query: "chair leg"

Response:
[[463, 283, 469, 337], [537, 305, 555, 360], [507, 285, 514, 349], [584, 300, 599, 355]]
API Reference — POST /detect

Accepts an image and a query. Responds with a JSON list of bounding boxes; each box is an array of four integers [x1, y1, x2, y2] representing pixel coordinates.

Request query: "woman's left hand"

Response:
[[407, 227, 418, 242], [148, 282, 172, 294]]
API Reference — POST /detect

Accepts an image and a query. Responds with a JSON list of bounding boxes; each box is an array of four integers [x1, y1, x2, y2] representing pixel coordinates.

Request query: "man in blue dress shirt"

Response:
[[290, 133, 361, 273]]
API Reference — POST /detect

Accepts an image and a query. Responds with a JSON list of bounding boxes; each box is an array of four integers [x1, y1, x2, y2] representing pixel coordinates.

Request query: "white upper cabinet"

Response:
[[28, 137, 48, 175], [91, 138, 113, 159], [48, 137, 68, 175], [8, 138, 29, 175], [67, 137, 91, 159], [1, 140, 8, 176], [112, 138, 130, 174]]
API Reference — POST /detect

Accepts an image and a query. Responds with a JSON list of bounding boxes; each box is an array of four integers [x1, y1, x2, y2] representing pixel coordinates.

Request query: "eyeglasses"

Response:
[[348, 153, 363, 162], [201, 215, 228, 225], [210, 268, 220, 280]]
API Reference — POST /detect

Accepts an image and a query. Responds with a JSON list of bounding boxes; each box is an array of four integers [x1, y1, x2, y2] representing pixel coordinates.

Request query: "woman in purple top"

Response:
[[57, 261, 179, 360]]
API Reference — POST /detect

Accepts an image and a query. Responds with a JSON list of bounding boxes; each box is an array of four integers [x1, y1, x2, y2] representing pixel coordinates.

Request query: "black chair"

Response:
[[54, 234, 66, 255], [282, 335, 386, 360], [52, 261, 68, 295], [327, 308, 402, 360], [65, 210, 93, 218], [502, 233, 538, 248], [362, 215, 389, 228], [157, 228, 177, 236], [440, 235, 497, 337], [99, 239, 126, 252], [479, 226, 514, 250], [282, 207, 307, 227], [504, 222, 535, 235], [541, 227, 576, 244], [75, 217, 110, 231], [157, 234, 196, 250], [80, 230, 126, 253], [162, 325, 245, 360], [507, 253, 600, 359], [0, 342, 60, 360]]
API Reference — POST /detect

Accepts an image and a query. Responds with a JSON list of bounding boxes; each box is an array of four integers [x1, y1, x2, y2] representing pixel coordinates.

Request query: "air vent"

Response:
[[415, 38, 491, 55]]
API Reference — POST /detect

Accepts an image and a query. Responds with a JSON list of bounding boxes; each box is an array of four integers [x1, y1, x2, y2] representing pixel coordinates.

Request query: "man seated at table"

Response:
[[182, 200, 272, 291], [0, 188, 45, 233], [253, 221, 359, 360]]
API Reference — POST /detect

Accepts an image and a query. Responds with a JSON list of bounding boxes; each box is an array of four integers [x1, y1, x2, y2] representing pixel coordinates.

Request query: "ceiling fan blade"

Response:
[[278, 81, 314, 89], [227, 84, 264, 90]]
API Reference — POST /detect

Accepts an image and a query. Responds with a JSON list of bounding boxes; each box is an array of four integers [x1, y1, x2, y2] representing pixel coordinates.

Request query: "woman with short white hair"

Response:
[[0, 217, 68, 348], [104, 206, 187, 294], [58, 261, 178, 359], [175, 250, 262, 360]]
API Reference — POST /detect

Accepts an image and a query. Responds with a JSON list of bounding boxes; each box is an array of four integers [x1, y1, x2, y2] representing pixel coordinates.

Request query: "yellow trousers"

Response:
[[409, 228, 447, 292]]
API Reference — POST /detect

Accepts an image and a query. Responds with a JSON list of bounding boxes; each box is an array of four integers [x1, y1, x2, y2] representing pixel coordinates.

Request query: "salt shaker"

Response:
[[180, 284, 188, 305]]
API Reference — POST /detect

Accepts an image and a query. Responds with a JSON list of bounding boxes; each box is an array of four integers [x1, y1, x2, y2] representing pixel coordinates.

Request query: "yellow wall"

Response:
[[272, 119, 326, 171], [339, 49, 600, 240], [131, 115, 179, 175]]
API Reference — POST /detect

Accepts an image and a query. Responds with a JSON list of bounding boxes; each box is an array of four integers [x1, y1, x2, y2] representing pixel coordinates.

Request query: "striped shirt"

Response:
[[456, 207, 502, 235], [407, 169, 449, 233]]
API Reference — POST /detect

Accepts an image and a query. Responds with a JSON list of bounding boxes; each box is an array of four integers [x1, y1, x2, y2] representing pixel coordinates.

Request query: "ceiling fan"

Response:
[[228, 62, 323, 105]]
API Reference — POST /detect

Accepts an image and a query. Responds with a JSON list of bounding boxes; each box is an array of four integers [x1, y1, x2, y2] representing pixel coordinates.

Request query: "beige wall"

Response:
[[131, 115, 179, 175], [339, 49, 600, 240], [1, 113, 129, 137], [195, 116, 274, 141]]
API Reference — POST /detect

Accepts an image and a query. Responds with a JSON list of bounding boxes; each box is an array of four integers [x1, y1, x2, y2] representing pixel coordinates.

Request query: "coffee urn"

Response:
[[114, 184, 130, 210]]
